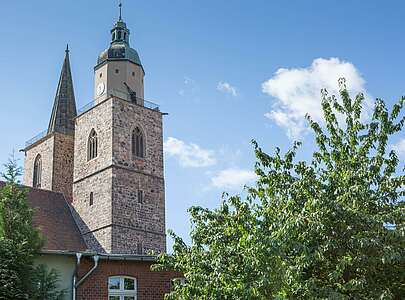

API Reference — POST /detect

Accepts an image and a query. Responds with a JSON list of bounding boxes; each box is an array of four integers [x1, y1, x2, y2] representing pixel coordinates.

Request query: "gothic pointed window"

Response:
[[33, 154, 42, 188], [88, 129, 98, 161], [132, 127, 144, 158]]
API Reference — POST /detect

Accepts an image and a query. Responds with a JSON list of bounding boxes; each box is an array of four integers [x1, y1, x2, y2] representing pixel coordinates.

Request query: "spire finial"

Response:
[[119, 1, 122, 20], [65, 44, 69, 53]]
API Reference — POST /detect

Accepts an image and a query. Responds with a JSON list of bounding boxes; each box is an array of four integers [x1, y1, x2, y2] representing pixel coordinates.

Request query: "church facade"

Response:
[[23, 12, 165, 256], [18, 8, 176, 300]]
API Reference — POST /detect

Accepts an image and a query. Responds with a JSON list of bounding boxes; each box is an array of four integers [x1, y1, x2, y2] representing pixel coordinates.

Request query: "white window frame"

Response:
[[108, 276, 137, 300]]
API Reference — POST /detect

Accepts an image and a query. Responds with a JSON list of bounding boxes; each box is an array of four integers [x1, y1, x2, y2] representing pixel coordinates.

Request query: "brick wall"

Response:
[[76, 257, 178, 300]]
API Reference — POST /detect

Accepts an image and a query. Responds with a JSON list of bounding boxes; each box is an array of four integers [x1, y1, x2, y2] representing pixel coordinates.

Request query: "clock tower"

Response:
[[72, 9, 166, 254], [94, 14, 145, 104]]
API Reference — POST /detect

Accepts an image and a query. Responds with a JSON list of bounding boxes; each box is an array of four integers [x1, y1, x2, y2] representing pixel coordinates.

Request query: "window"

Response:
[[99, 72, 102, 78], [89, 192, 94, 206], [137, 242, 143, 254], [132, 71, 135, 77], [115, 69, 120, 74], [108, 276, 137, 300], [88, 129, 98, 161], [118, 31, 122, 40], [33, 154, 42, 188], [132, 127, 144, 158], [137, 190, 143, 204]]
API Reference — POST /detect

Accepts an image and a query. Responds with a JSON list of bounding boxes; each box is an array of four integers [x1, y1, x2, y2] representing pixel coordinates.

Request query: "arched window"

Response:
[[33, 154, 42, 188], [108, 276, 137, 300], [88, 129, 98, 161], [132, 127, 144, 158]]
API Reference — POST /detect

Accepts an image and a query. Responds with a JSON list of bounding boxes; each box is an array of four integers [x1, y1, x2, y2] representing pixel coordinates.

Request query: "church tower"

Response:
[[23, 46, 77, 201], [72, 8, 166, 254]]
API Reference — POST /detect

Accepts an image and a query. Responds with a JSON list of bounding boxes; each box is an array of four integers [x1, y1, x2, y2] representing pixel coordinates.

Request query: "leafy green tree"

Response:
[[0, 155, 43, 299], [0, 239, 29, 299], [30, 264, 66, 300], [154, 80, 404, 299]]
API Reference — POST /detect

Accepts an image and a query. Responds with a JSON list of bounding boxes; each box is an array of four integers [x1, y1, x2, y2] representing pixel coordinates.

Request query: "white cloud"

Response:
[[179, 76, 200, 98], [392, 139, 405, 158], [262, 57, 368, 139], [164, 137, 216, 168], [217, 81, 238, 97], [211, 168, 257, 190]]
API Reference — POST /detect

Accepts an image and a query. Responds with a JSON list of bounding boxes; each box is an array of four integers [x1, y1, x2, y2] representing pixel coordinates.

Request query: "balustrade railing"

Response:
[[25, 90, 160, 148], [25, 130, 47, 148]]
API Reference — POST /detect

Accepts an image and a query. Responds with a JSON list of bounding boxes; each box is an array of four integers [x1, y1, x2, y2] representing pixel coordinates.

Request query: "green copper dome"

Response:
[[97, 18, 143, 69]]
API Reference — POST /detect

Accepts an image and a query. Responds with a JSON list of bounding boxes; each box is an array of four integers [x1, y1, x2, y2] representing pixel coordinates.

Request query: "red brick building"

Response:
[[16, 3, 179, 300]]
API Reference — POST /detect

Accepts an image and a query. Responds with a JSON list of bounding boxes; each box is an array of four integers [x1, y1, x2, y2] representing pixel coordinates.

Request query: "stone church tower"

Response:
[[23, 46, 77, 202], [23, 12, 166, 255], [72, 14, 166, 255]]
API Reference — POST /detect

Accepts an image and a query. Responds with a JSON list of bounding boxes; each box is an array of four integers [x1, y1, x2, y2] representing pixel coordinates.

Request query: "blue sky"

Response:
[[0, 0, 404, 249]]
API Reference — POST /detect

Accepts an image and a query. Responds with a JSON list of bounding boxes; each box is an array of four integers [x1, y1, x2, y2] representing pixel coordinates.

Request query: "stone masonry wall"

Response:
[[111, 167, 166, 254], [23, 135, 54, 191], [112, 98, 164, 179], [72, 168, 113, 253], [52, 133, 74, 201], [73, 99, 113, 182], [111, 98, 166, 254], [73, 99, 114, 253], [72, 96, 166, 254]]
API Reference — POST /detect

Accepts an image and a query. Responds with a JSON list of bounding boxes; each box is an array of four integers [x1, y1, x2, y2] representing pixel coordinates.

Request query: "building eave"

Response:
[[39, 249, 157, 262]]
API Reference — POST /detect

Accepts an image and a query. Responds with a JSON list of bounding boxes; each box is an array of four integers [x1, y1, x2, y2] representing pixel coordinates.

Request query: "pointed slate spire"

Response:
[[48, 45, 77, 135]]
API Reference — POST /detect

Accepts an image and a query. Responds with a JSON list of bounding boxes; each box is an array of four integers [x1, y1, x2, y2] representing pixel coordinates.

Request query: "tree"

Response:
[[154, 79, 404, 299], [30, 264, 66, 300], [0, 155, 43, 299]]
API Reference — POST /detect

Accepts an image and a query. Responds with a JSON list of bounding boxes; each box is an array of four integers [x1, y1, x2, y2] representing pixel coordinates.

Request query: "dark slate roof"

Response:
[[97, 19, 143, 70], [0, 182, 87, 252], [97, 43, 142, 67], [47, 46, 77, 136]]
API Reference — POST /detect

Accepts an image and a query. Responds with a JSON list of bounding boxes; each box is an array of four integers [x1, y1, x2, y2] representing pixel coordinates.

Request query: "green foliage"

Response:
[[154, 80, 405, 299], [0, 155, 44, 299], [0, 239, 29, 299], [30, 264, 66, 300]]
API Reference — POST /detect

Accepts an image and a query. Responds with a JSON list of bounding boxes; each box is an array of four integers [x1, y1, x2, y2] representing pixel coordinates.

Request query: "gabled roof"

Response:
[[47, 45, 77, 136], [0, 182, 87, 252]]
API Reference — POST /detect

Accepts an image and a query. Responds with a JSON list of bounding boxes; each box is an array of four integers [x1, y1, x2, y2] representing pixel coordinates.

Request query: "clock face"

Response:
[[97, 82, 105, 96]]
